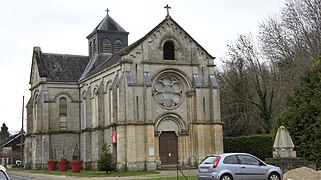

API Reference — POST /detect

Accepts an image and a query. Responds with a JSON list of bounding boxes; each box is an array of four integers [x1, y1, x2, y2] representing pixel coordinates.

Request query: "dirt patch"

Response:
[[283, 167, 321, 180]]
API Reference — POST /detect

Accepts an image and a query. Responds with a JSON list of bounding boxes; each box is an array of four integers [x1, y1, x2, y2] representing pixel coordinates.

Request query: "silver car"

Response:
[[198, 153, 282, 180], [0, 165, 10, 180]]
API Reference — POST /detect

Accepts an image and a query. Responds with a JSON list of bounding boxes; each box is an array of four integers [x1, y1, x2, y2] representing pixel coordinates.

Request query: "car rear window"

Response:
[[201, 156, 219, 164]]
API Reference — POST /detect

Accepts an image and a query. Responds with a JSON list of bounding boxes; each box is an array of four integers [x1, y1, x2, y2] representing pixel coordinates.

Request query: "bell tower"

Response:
[[87, 9, 129, 56]]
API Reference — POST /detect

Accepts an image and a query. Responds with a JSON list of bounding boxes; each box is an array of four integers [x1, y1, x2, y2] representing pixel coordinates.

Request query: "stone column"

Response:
[[41, 134, 50, 169], [126, 125, 137, 171], [145, 125, 156, 171], [82, 132, 92, 169], [91, 130, 104, 169], [212, 124, 224, 154], [211, 89, 221, 122], [116, 125, 126, 171], [193, 124, 205, 163]]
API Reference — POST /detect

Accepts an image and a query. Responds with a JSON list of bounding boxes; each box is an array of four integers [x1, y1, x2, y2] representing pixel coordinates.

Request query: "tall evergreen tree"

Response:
[[97, 143, 116, 173], [0, 123, 10, 142], [278, 57, 321, 168]]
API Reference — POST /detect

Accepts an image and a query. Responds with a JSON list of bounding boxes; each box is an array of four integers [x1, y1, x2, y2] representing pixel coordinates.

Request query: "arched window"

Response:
[[59, 97, 67, 117], [103, 38, 112, 53], [163, 41, 175, 60], [115, 40, 123, 52]]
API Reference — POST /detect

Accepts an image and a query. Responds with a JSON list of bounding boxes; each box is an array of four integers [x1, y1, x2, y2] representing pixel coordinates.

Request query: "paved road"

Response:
[[8, 169, 197, 180], [8, 171, 69, 180]]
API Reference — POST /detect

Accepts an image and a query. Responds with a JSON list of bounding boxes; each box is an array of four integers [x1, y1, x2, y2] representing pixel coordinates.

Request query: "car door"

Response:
[[237, 154, 267, 180], [222, 155, 242, 180]]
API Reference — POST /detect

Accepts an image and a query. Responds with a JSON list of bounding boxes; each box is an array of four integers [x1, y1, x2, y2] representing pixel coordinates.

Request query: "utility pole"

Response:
[[21, 96, 24, 165]]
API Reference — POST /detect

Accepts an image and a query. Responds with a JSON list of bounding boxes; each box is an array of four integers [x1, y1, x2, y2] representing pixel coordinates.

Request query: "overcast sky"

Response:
[[0, 0, 285, 133]]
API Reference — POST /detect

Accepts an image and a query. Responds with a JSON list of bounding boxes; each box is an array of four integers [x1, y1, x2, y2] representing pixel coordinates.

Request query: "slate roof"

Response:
[[79, 53, 113, 80], [0, 133, 24, 148], [32, 16, 214, 82], [87, 15, 127, 39], [33, 48, 90, 83], [82, 50, 122, 79]]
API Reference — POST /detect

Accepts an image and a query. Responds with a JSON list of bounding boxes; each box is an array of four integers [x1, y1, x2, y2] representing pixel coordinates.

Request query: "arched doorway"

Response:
[[156, 114, 185, 165], [159, 131, 178, 164]]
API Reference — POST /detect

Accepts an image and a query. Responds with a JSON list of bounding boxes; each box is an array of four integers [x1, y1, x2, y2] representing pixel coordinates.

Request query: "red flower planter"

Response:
[[71, 161, 83, 173], [47, 160, 57, 171], [58, 160, 69, 171]]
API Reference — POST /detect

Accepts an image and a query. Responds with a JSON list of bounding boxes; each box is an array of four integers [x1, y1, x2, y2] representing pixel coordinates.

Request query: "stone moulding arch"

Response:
[[54, 93, 73, 103], [33, 90, 40, 103], [154, 113, 187, 136], [93, 85, 99, 96], [81, 84, 91, 100], [159, 36, 180, 51], [104, 80, 112, 92]]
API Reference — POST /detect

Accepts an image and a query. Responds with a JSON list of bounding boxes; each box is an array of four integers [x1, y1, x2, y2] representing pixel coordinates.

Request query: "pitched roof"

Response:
[[79, 53, 113, 80], [0, 133, 24, 148], [81, 16, 215, 79], [32, 47, 90, 82], [121, 16, 214, 59], [87, 15, 128, 39]]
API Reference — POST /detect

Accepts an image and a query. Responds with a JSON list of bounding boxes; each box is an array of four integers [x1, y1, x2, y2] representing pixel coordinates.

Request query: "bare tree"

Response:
[[219, 0, 321, 136], [259, 0, 321, 113], [219, 35, 274, 136]]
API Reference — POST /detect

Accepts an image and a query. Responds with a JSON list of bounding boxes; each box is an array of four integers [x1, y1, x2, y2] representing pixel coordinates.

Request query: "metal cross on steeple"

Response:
[[164, 4, 171, 16], [105, 8, 110, 16]]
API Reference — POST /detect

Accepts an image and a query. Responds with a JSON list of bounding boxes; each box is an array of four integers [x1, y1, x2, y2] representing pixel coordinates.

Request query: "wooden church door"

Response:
[[159, 131, 178, 164]]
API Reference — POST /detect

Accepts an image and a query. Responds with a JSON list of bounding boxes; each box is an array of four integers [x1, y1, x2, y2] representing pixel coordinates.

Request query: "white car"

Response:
[[0, 165, 10, 180]]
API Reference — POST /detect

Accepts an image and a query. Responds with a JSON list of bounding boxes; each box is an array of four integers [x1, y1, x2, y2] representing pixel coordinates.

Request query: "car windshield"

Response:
[[201, 156, 219, 164]]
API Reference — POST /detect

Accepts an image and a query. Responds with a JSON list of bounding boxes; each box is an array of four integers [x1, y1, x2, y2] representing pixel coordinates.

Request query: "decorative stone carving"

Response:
[[153, 74, 184, 109]]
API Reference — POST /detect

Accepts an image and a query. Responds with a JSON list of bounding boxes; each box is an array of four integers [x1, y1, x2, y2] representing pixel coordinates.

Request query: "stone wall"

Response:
[[266, 157, 316, 173]]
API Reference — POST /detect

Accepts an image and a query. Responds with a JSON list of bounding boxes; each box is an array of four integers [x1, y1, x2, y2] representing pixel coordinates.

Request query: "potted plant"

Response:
[[47, 146, 57, 171], [58, 145, 69, 171], [71, 144, 82, 173]]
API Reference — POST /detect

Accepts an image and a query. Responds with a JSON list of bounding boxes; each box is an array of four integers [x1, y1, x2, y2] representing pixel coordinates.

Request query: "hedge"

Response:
[[223, 134, 273, 160]]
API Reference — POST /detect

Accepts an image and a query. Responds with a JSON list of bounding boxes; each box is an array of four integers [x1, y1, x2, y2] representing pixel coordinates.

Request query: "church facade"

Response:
[[25, 10, 223, 171]]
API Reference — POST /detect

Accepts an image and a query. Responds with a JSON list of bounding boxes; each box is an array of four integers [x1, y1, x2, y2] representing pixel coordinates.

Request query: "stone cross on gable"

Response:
[[164, 4, 171, 16], [105, 8, 110, 16]]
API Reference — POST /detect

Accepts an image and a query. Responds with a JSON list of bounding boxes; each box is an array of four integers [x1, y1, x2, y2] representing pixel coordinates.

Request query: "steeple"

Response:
[[87, 10, 129, 56]]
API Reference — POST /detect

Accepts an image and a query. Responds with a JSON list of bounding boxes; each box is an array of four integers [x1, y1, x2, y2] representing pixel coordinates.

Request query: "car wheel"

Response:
[[220, 174, 233, 180], [268, 172, 280, 180]]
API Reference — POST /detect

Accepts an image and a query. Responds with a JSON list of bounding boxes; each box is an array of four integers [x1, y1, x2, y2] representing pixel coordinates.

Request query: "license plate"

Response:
[[199, 167, 209, 172]]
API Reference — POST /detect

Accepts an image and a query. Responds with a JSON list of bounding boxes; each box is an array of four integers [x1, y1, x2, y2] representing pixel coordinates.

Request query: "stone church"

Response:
[[25, 8, 223, 171]]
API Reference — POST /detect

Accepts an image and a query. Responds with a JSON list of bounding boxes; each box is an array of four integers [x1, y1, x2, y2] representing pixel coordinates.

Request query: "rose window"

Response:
[[153, 75, 184, 109]]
